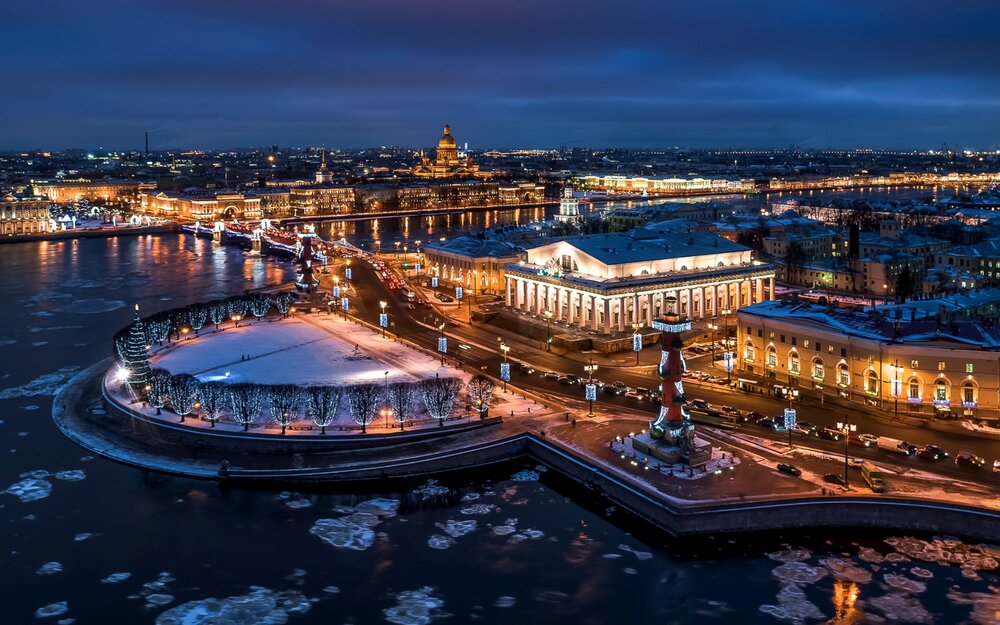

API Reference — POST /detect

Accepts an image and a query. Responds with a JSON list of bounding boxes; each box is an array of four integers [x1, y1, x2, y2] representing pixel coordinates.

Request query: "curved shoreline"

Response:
[[54, 360, 1000, 542]]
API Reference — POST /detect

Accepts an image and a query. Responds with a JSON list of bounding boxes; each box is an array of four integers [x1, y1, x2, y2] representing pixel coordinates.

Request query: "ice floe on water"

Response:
[[101, 572, 131, 584], [21, 470, 50, 479], [460, 504, 495, 515], [491, 524, 517, 536], [54, 299, 126, 314], [145, 594, 175, 608], [759, 583, 825, 624], [884, 536, 999, 571], [909, 567, 933, 579], [310, 498, 399, 551], [506, 529, 544, 544], [883, 573, 927, 593], [618, 544, 654, 560], [0, 339, 16, 348], [436, 519, 477, 539], [864, 592, 932, 623], [412, 480, 450, 500], [73, 533, 94, 542], [35, 602, 68, 619], [5, 477, 52, 502], [155, 587, 311, 625], [54, 470, 85, 482], [383, 587, 448, 625], [509, 470, 540, 482], [771, 562, 828, 585], [277, 492, 312, 509], [36, 562, 62, 575], [947, 588, 1000, 625], [322, 586, 340, 594], [494, 596, 516, 608], [22, 404, 39, 411], [821, 557, 872, 584], [427, 534, 455, 550], [32, 342, 49, 347], [0, 367, 79, 400], [460, 493, 480, 502], [311, 517, 375, 551], [30, 325, 84, 333], [767, 549, 812, 563], [858, 547, 885, 563]]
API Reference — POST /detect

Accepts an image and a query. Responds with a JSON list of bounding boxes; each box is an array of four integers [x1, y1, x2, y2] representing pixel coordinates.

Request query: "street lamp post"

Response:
[[584, 358, 599, 418], [498, 339, 510, 393], [544, 310, 553, 351], [632, 323, 642, 365], [722, 308, 733, 383], [708, 321, 718, 370], [438, 322, 446, 365], [379, 300, 388, 338], [786, 388, 799, 448], [836, 415, 857, 488], [892, 360, 901, 420]]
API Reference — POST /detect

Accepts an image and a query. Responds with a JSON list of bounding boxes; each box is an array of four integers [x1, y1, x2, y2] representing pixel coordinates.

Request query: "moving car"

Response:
[[860, 461, 885, 493], [756, 417, 779, 430], [796, 421, 818, 435], [818, 427, 842, 441], [557, 374, 579, 385], [955, 451, 986, 468], [542, 371, 560, 381], [515, 361, 535, 375], [916, 444, 948, 461], [877, 436, 916, 455], [848, 434, 871, 447], [859, 434, 878, 446], [776, 463, 801, 476]]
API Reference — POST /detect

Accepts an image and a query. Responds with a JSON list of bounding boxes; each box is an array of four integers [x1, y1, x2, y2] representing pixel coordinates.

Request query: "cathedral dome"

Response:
[[438, 124, 456, 147]]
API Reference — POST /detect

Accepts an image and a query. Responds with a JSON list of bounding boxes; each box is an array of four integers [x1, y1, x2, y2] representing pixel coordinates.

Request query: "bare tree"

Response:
[[306, 385, 343, 434], [170, 374, 200, 422], [268, 384, 302, 435], [199, 382, 227, 427], [387, 382, 416, 430], [420, 376, 463, 427], [466, 374, 496, 419], [346, 382, 382, 433], [148, 368, 173, 415], [229, 383, 265, 431]]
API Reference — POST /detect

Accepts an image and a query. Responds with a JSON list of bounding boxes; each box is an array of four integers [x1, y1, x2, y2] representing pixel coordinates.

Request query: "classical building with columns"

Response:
[[504, 223, 775, 333]]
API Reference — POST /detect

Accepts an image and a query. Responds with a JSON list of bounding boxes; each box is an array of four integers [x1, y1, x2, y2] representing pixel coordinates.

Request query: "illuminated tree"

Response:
[[170, 374, 200, 422], [227, 296, 249, 321], [188, 306, 207, 335], [466, 374, 496, 419], [113, 333, 129, 364], [273, 292, 292, 317], [199, 382, 227, 427], [148, 368, 173, 415], [387, 382, 416, 430], [147, 318, 171, 346], [306, 385, 343, 434], [228, 383, 265, 431], [249, 297, 272, 322], [123, 306, 151, 392], [208, 301, 227, 330], [268, 384, 302, 435], [346, 382, 382, 433], [420, 376, 462, 427]]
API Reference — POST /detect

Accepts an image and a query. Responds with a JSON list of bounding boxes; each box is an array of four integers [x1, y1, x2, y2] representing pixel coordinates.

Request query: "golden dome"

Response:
[[438, 124, 456, 147]]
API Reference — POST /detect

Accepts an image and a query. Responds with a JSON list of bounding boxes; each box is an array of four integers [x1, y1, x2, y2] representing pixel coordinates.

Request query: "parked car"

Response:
[[916, 445, 948, 461], [955, 451, 986, 468], [776, 463, 802, 476], [818, 427, 842, 441], [823, 473, 846, 486]]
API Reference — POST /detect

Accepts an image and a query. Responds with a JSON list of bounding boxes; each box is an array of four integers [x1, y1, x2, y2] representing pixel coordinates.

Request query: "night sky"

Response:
[[3, 0, 998, 150]]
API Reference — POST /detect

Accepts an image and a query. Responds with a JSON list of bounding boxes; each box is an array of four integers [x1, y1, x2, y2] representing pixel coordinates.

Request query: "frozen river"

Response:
[[0, 231, 997, 623]]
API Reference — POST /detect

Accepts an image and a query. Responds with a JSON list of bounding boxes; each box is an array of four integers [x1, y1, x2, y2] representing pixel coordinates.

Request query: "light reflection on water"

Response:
[[0, 207, 994, 623]]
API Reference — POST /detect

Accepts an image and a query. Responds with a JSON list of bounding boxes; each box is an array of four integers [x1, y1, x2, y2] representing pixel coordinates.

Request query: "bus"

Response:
[[860, 461, 885, 493]]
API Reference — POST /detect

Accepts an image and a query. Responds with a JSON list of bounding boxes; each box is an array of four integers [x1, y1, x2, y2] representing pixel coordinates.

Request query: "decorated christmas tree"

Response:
[[124, 304, 151, 392]]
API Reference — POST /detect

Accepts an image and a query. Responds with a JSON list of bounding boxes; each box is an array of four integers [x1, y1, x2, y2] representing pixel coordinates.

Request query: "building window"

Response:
[[841, 348, 847, 357], [767, 347, 777, 369], [789, 352, 800, 375], [768, 331, 774, 339], [812, 359, 824, 380], [828, 345, 834, 354], [965, 363, 974, 374], [963, 383, 976, 406], [791, 337, 797, 346], [744, 342, 756, 363], [910, 359, 918, 369], [934, 380, 948, 401], [908, 379, 920, 400], [838, 364, 849, 387], [865, 370, 879, 395], [938, 361, 946, 371]]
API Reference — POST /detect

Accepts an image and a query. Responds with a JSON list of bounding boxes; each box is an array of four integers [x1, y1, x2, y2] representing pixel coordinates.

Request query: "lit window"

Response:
[[865, 371, 878, 395], [838, 365, 850, 387], [935, 380, 948, 401], [744, 343, 756, 363], [908, 380, 920, 399], [789, 353, 800, 375], [803, 340, 810, 349], [910, 359, 918, 369], [767, 347, 777, 368], [812, 360, 824, 380], [963, 384, 975, 405], [965, 363, 974, 373], [938, 361, 946, 371]]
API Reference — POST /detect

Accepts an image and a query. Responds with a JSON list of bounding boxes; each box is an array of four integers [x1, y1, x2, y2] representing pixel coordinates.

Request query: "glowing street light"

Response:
[[836, 416, 857, 488], [232, 314, 242, 328]]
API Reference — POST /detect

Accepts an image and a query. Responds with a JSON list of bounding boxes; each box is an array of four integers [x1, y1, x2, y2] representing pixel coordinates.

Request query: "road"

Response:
[[322, 257, 1000, 486]]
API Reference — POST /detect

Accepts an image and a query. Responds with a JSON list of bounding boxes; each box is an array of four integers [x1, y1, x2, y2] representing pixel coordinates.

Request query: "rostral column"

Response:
[[650, 296, 693, 443]]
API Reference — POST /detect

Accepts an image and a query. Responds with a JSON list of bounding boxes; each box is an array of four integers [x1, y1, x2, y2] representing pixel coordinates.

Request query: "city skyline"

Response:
[[3, 0, 999, 151]]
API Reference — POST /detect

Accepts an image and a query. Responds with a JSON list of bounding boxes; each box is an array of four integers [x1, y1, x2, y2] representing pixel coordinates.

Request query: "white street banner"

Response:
[[500, 362, 510, 382], [724, 351, 734, 372], [783, 408, 796, 430], [633, 333, 642, 352], [431, 276, 439, 288], [455, 286, 463, 299], [438, 337, 447, 353], [345, 268, 352, 280], [341, 297, 349, 311], [333, 286, 340, 298], [379, 313, 388, 328], [585, 383, 597, 401]]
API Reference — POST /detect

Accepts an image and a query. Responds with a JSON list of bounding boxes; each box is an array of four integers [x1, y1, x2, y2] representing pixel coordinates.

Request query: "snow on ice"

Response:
[[155, 587, 311, 625], [383, 587, 448, 625], [0, 367, 79, 399]]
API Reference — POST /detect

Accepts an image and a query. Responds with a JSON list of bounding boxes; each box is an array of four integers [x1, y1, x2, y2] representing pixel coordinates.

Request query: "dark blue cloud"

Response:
[[1, 0, 998, 149]]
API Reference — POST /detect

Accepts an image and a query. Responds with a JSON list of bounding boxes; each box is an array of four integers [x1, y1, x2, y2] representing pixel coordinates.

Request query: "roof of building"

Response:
[[531, 229, 749, 265], [424, 235, 522, 259]]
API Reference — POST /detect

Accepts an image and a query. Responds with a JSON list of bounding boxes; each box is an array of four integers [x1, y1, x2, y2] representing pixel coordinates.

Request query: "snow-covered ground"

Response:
[[152, 315, 448, 386]]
